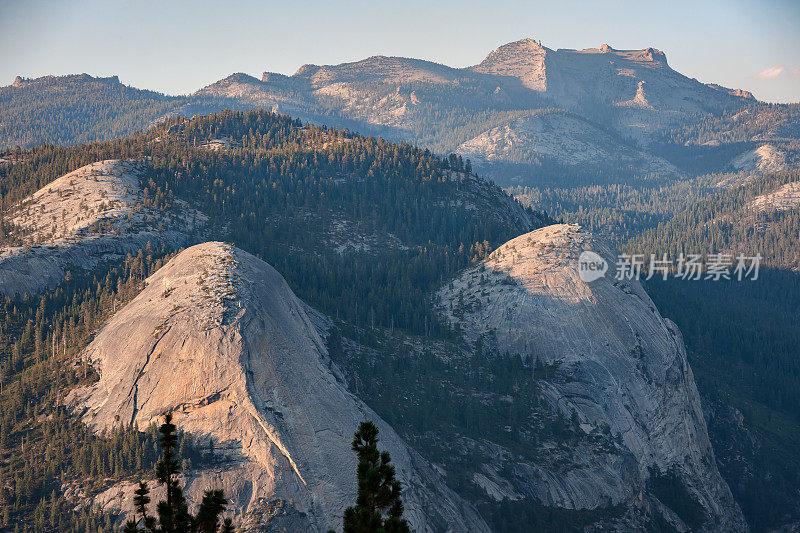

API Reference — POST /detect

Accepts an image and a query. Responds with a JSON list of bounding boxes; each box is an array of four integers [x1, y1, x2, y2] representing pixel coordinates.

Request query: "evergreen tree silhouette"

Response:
[[123, 413, 231, 532], [342, 421, 409, 533]]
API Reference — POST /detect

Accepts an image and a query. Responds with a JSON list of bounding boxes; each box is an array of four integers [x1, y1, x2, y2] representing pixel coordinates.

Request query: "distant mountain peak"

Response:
[[261, 71, 290, 83], [219, 72, 261, 84], [471, 37, 549, 90], [477, 37, 549, 61], [196, 72, 274, 100], [558, 43, 669, 65], [497, 37, 547, 51], [643, 46, 668, 64], [290, 55, 460, 87], [8, 73, 121, 88], [293, 63, 320, 77]]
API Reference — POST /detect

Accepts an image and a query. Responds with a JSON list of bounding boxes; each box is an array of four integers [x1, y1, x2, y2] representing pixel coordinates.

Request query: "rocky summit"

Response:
[[69, 242, 488, 532], [436, 224, 747, 531], [0, 160, 200, 296]]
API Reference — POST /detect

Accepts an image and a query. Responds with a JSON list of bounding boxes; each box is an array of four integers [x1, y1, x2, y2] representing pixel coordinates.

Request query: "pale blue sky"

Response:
[[1, 0, 798, 103]]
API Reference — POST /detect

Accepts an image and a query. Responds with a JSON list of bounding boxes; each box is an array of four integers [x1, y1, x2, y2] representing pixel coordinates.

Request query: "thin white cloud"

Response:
[[754, 65, 786, 80]]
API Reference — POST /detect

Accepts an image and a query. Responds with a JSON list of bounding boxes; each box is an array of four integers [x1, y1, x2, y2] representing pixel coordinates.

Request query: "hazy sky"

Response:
[[1, 0, 798, 103]]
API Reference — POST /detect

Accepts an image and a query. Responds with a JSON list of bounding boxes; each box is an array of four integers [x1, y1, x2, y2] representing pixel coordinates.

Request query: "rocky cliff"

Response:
[[470, 39, 753, 125], [471, 38, 549, 91], [435, 224, 747, 531], [248, 38, 754, 145], [69, 242, 488, 532]]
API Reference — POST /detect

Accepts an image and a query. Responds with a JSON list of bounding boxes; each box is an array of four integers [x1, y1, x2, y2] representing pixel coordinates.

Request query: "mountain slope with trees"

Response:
[[0, 75, 187, 149], [2, 64, 800, 528], [0, 109, 540, 530]]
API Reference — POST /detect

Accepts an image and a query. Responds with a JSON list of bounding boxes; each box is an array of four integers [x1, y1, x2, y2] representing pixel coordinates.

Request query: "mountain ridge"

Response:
[[3, 36, 770, 187]]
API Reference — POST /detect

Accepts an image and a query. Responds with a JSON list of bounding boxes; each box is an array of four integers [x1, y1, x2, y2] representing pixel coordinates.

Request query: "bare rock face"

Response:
[[457, 111, 677, 182], [730, 143, 789, 173], [468, 38, 753, 143], [0, 160, 201, 296], [471, 38, 548, 91], [70, 242, 488, 532], [469, 38, 750, 113], [749, 180, 800, 212], [436, 224, 747, 531]]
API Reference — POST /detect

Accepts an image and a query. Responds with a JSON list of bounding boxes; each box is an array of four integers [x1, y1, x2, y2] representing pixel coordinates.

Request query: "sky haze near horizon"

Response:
[[1, 0, 798, 103]]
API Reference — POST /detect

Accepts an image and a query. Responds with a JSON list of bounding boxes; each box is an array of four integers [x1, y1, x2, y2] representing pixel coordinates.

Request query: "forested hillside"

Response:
[[0, 109, 551, 530], [0, 75, 189, 149], [621, 170, 800, 529], [658, 102, 800, 146], [644, 273, 800, 531], [628, 169, 800, 268], [134, 111, 545, 334], [1, 109, 543, 334]]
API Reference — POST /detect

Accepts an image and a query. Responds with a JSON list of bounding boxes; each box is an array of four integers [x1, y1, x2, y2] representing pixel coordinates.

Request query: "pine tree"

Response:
[[123, 413, 232, 532], [133, 481, 156, 530], [196, 490, 227, 533], [155, 413, 192, 531], [220, 518, 235, 533], [342, 422, 409, 533]]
